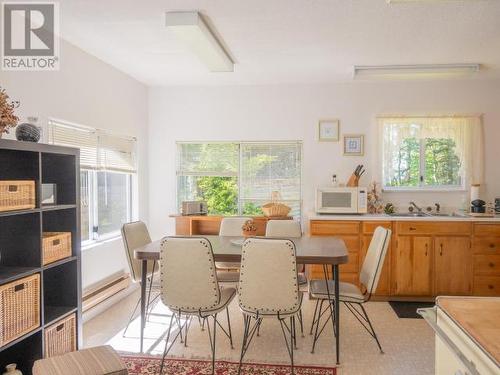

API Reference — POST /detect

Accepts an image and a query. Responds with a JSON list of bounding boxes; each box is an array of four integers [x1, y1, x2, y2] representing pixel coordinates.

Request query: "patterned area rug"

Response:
[[122, 355, 337, 375]]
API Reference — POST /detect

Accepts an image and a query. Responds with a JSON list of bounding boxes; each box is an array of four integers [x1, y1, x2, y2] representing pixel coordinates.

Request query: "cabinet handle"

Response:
[[440, 243, 443, 256], [409, 227, 417, 231], [489, 243, 496, 249], [425, 243, 428, 256], [489, 262, 495, 268], [488, 284, 494, 289]]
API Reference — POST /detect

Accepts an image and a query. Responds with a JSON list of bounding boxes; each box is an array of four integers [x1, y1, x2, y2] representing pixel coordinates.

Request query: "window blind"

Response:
[[49, 120, 137, 173], [177, 143, 239, 176]]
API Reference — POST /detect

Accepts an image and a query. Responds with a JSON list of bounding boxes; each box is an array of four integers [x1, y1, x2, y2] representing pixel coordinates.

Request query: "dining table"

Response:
[[134, 234, 349, 364]]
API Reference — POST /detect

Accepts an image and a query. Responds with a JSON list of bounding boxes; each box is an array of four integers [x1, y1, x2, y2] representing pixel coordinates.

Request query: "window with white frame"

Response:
[[177, 142, 302, 217], [379, 116, 483, 190], [49, 120, 136, 244]]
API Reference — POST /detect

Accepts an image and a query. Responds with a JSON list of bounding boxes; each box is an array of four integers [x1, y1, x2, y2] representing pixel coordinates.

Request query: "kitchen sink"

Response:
[[389, 212, 466, 218]]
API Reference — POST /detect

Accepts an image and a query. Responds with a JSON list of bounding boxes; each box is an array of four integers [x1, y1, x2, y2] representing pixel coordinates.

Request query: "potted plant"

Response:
[[241, 219, 257, 237], [0, 88, 19, 138]]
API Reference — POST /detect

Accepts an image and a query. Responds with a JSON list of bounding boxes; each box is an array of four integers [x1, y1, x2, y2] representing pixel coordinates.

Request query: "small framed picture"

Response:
[[318, 120, 340, 142], [343, 134, 364, 156]]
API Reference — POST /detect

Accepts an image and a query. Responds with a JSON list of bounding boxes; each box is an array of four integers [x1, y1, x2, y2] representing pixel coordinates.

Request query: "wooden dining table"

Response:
[[134, 235, 348, 364]]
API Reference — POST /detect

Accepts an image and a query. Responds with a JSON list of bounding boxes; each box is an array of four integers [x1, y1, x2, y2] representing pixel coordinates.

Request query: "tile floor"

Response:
[[84, 289, 435, 375]]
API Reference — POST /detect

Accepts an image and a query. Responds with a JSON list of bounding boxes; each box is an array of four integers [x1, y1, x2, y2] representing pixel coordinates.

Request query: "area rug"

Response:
[[389, 301, 435, 319], [122, 355, 337, 374]]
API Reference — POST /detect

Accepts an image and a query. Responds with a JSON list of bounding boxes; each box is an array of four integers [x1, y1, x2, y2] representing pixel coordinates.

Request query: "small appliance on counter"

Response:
[[316, 187, 367, 214], [181, 200, 208, 216], [496, 198, 500, 214], [470, 199, 486, 214]]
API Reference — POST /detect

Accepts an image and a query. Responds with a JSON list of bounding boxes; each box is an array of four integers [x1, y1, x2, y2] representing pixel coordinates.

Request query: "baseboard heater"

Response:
[[82, 274, 131, 313]]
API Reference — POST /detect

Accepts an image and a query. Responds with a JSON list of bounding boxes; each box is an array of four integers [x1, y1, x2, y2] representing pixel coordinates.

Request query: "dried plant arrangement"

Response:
[[241, 219, 258, 237], [0, 87, 20, 137]]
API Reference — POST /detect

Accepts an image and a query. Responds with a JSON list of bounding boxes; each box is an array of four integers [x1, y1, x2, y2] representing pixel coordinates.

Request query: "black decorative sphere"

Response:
[[16, 123, 41, 142]]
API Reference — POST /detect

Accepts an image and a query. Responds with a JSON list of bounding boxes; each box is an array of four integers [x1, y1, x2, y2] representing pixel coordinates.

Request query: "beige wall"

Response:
[[148, 79, 500, 237], [0, 40, 148, 290]]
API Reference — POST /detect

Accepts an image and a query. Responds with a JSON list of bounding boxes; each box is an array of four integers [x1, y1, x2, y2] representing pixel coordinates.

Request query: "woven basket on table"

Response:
[[0, 273, 41, 346], [262, 202, 291, 218]]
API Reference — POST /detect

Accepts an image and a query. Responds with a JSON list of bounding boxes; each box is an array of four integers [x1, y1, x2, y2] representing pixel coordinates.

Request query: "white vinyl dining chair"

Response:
[[309, 226, 391, 354], [216, 217, 249, 283], [237, 238, 302, 375], [158, 237, 236, 375], [121, 221, 159, 336], [265, 219, 306, 338]]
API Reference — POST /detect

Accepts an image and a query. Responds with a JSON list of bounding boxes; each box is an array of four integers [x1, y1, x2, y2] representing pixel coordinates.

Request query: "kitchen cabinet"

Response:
[[434, 237, 472, 295], [393, 236, 433, 296], [472, 223, 500, 296]]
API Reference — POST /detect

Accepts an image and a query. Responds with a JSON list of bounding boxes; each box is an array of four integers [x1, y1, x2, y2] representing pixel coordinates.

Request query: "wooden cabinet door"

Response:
[[435, 237, 472, 295], [360, 234, 391, 295], [393, 236, 433, 296]]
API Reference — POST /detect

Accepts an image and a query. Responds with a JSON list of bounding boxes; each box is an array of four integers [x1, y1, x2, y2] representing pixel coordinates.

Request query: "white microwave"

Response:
[[316, 187, 368, 214]]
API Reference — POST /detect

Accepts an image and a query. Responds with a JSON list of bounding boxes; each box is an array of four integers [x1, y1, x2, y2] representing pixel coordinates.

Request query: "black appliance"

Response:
[[471, 199, 486, 213]]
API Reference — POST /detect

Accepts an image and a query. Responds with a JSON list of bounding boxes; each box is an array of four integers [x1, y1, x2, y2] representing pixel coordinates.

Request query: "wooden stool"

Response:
[[33, 345, 127, 375]]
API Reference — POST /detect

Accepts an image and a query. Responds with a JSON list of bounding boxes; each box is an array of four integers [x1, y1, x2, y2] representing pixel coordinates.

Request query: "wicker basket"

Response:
[[42, 232, 72, 265], [0, 180, 36, 212], [0, 273, 41, 346], [44, 313, 77, 358], [262, 202, 291, 218]]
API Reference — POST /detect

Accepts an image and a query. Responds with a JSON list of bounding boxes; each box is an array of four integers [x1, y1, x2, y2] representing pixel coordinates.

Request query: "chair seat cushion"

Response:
[[309, 279, 365, 303], [33, 345, 127, 375], [177, 287, 236, 317], [217, 270, 240, 283]]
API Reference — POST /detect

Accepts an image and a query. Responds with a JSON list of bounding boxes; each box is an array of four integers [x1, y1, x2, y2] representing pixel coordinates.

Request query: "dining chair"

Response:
[[121, 221, 159, 336], [158, 237, 236, 375], [309, 226, 391, 354], [216, 217, 249, 283], [237, 238, 302, 375], [264, 219, 306, 338]]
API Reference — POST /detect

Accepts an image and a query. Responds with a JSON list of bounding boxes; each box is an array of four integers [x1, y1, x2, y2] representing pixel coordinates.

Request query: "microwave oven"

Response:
[[316, 187, 368, 214]]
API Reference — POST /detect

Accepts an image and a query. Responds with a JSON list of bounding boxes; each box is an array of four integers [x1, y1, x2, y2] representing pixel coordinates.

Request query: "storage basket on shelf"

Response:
[[261, 191, 291, 218], [44, 313, 77, 358], [0, 273, 41, 346], [0, 180, 36, 212], [42, 232, 72, 265]]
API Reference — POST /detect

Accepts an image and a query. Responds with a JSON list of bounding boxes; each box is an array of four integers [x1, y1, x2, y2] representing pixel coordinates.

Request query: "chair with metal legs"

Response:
[[264, 220, 306, 339], [309, 226, 391, 354], [158, 237, 236, 375], [121, 221, 160, 336], [216, 217, 248, 283], [237, 238, 302, 375]]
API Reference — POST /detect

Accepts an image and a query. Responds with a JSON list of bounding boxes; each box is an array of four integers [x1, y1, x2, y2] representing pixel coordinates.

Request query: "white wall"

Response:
[[0, 40, 148, 290], [148, 79, 500, 237]]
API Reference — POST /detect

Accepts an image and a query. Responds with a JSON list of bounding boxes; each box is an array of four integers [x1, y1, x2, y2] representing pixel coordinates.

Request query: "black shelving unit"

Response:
[[0, 139, 81, 375]]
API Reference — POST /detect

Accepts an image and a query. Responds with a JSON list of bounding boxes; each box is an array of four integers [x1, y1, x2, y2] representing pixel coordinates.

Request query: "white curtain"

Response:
[[378, 116, 484, 186]]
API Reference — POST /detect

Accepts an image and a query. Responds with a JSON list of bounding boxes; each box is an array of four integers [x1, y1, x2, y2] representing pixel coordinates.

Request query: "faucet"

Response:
[[409, 201, 422, 212], [435, 203, 441, 213]]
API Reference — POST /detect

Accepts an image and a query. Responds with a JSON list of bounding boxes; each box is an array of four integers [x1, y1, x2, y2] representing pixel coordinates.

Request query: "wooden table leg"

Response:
[[140, 259, 147, 353], [333, 264, 340, 365]]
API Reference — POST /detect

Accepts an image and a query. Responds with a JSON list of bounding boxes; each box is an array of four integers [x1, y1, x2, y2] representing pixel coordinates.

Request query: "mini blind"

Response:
[[49, 120, 137, 173], [177, 143, 239, 176]]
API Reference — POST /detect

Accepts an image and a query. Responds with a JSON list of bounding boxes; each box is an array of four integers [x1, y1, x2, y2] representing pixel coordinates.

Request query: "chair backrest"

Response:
[[121, 221, 154, 283], [265, 220, 302, 238], [359, 227, 391, 296], [160, 237, 220, 313], [219, 217, 249, 236], [238, 238, 300, 316]]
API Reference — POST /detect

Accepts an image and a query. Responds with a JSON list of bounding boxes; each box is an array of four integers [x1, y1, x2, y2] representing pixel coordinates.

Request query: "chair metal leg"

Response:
[[298, 309, 304, 338], [360, 303, 384, 353], [291, 317, 295, 375], [238, 315, 250, 375], [206, 314, 218, 375], [226, 306, 234, 349], [311, 299, 324, 354], [278, 317, 295, 375], [122, 295, 141, 337], [158, 313, 175, 375], [309, 299, 320, 335]]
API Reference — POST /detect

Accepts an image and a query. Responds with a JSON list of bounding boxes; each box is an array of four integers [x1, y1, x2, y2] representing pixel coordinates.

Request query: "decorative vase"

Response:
[[2, 364, 22, 375], [16, 117, 41, 142]]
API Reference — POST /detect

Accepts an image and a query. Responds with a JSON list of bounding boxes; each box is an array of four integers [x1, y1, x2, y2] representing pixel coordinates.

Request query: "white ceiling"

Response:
[[59, 0, 500, 86]]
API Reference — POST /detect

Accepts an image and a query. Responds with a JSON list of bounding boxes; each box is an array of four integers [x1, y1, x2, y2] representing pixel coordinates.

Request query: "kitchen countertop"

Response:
[[436, 296, 500, 367], [308, 213, 500, 222]]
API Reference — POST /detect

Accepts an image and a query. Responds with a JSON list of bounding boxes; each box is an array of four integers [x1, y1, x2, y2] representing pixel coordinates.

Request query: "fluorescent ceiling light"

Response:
[[353, 64, 480, 79], [165, 11, 233, 72]]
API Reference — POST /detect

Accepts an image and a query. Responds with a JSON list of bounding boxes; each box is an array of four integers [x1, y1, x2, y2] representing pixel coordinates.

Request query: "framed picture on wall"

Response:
[[343, 134, 364, 156], [318, 120, 340, 142]]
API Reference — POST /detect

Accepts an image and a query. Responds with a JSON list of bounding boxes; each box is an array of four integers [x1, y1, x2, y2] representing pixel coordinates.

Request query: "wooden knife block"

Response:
[[346, 174, 360, 187]]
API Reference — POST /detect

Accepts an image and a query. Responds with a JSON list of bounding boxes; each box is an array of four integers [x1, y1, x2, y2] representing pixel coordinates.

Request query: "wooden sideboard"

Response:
[[171, 215, 292, 236], [309, 219, 500, 300]]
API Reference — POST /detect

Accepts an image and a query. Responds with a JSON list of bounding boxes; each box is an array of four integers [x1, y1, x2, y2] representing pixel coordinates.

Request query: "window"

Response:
[[379, 116, 484, 190], [177, 142, 302, 217], [49, 120, 136, 244]]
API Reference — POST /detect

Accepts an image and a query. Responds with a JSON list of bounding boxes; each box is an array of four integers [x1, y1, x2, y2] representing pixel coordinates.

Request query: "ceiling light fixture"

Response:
[[353, 64, 480, 79], [165, 11, 233, 72]]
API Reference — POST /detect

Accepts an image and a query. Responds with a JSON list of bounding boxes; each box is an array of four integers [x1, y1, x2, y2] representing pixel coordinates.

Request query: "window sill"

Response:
[[82, 235, 122, 252], [382, 187, 467, 193]]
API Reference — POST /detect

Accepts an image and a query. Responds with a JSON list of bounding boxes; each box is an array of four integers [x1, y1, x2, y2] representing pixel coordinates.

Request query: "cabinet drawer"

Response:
[[310, 221, 360, 235], [473, 237, 500, 255], [474, 255, 500, 276], [396, 221, 471, 235], [473, 223, 500, 236], [473, 276, 500, 296], [362, 221, 392, 234]]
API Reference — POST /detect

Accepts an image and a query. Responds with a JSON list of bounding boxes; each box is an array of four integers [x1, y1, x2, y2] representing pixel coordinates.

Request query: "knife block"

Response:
[[346, 173, 360, 187]]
